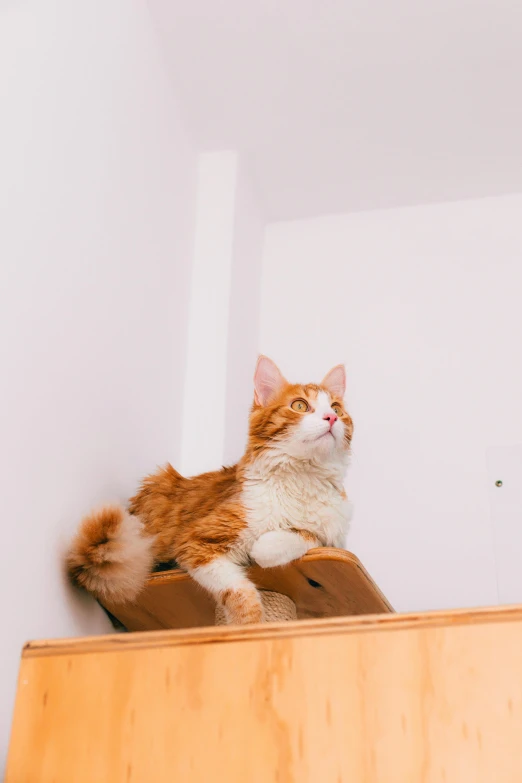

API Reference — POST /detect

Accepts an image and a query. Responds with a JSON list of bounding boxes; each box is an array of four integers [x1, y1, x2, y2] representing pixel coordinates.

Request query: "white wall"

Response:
[[223, 160, 265, 465], [180, 152, 265, 476], [0, 0, 196, 767], [260, 194, 522, 614], [180, 153, 237, 476]]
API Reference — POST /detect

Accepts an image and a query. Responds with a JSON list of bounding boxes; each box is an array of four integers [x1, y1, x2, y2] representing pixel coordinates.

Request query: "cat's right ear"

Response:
[[254, 356, 287, 406]]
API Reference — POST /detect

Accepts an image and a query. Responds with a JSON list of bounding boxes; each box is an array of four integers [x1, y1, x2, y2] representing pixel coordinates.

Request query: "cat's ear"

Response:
[[254, 356, 287, 406], [321, 364, 346, 399]]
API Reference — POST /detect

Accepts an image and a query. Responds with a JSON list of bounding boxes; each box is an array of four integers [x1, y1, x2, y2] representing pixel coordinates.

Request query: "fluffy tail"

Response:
[[67, 505, 155, 604]]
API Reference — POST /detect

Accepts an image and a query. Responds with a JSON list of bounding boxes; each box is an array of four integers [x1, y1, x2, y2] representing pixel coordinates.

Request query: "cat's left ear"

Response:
[[321, 364, 346, 399], [254, 356, 287, 406]]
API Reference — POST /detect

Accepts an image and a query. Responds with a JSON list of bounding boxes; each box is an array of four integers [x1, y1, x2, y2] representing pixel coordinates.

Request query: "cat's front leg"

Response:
[[251, 529, 319, 569]]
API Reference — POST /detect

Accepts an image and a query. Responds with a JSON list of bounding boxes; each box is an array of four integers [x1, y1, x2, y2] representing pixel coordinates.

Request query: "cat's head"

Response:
[[248, 356, 353, 462]]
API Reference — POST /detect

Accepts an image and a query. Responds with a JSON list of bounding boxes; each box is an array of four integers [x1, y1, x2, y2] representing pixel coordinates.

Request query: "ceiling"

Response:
[[149, 0, 522, 220]]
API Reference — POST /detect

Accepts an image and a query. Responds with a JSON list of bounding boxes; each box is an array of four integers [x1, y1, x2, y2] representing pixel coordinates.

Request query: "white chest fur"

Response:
[[240, 453, 351, 554]]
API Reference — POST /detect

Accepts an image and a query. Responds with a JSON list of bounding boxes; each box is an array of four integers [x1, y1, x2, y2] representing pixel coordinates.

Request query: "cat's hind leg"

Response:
[[190, 555, 264, 625]]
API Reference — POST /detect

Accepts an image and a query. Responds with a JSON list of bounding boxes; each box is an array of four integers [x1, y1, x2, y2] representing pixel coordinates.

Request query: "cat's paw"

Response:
[[251, 531, 313, 569]]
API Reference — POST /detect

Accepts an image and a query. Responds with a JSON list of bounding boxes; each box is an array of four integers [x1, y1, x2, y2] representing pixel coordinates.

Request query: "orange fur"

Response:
[[128, 464, 246, 570], [66, 506, 154, 603], [291, 528, 318, 544], [220, 586, 264, 625]]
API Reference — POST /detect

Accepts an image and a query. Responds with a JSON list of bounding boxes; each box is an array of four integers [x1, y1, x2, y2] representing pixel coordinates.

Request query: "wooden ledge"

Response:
[[23, 603, 522, 659], [98, 547, 393, 633]]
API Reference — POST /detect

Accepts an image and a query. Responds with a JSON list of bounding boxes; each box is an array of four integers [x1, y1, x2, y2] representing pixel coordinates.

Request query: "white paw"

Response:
[[251, 531, 313, 569]]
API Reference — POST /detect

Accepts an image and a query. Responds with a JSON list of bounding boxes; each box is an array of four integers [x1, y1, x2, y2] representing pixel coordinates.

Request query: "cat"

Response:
[[67, 356, 354, 625]]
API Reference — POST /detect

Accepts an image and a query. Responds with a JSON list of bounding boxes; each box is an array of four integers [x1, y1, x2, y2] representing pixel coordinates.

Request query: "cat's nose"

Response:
[[323, 413, 338, 429]]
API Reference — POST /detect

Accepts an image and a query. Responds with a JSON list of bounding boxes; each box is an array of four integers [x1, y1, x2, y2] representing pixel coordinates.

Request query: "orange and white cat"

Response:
[[67, 356, 354, 624]]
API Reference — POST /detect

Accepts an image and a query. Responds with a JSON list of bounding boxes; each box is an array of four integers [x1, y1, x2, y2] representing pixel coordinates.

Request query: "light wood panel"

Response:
[[101, 547, 392, 631], [7, 605, 522, 782]]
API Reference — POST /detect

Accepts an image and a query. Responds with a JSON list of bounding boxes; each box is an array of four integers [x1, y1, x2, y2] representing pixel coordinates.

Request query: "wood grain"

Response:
[[7, 605, 522, 782], [20, 602, 522, 658], [101, 547, 393, 631]]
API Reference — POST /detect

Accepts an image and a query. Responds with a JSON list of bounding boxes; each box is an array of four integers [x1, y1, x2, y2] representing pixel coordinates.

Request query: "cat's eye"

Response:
[[291, 399, 309, 412], [332, 404, 343, 416]]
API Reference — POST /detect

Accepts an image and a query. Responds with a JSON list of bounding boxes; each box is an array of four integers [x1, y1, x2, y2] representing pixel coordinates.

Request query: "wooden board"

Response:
[[7, 605, 522, 783], [101, 547, 393, 631]]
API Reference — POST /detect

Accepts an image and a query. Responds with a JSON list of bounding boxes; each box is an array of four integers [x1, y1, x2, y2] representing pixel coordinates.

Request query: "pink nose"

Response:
[[323, 413, 338, 429]]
